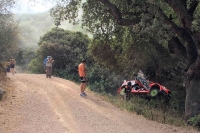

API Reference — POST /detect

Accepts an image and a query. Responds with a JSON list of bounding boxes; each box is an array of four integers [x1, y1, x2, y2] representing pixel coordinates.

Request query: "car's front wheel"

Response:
[[149, 88, 159, 97]]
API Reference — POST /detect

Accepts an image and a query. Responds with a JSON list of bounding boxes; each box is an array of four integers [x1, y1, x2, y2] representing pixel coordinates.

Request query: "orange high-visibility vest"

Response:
[[78, 63, 86, 77]]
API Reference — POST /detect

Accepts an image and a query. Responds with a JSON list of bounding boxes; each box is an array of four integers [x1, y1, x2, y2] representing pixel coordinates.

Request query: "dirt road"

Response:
[[0, 73, 198, 133]]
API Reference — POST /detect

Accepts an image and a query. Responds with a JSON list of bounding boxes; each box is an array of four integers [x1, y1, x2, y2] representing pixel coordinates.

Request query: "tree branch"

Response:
[[97, 0, 198, 68], [168, 37, 187, 60], [97, 0, 140, 25], [158, 8, 197, 66], [188, 0, 198, 16], [181, 0, 187, 8], [164, 0, 193, 29], [157, 8, 182, 36]]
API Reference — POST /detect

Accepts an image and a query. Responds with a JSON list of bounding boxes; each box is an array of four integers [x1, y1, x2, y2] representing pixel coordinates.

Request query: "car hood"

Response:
[[122, 80, 136, 86]]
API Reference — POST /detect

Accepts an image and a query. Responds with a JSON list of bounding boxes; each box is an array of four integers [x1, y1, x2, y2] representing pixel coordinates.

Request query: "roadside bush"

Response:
[[188, 114, 200, 128], [54, 68, 79, 82], [87, 63, 123, 95], [28, 58, 44, 74], [54, 62, 123, 95]]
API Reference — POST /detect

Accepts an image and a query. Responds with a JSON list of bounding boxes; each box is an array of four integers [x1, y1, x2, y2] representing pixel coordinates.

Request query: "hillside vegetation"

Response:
[[15, 11, 91, 50], [9, 11, 92, 71]]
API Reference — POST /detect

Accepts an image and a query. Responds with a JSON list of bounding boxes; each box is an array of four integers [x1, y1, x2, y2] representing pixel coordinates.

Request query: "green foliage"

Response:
[[28, 58, 44, 73], [101, 94, 188, 127], [192, 4, 200, 31], [87, 63, 122, 94], [0, 0, 24, 67], [54, 68, 79, 81], [11, 10, 94, 72], [28, 27, 123, 95], [89, 25, 181, 81], [188, 114, 200, 128], [49, 0, 196, 82], [0, 13, 19, 62], [29, 27, 90, 75], [13, 48, 36, 72]]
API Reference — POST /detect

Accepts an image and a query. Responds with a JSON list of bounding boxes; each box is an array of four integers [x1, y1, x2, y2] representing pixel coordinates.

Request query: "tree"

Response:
[[28, 27, 90, 75], [0, 0, 19, 62], [0, 0, 15, 14], [50, 0, 200, 120], [0, 14, 19, 61]]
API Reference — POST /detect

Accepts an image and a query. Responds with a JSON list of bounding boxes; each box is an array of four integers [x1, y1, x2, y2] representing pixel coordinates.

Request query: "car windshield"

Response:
[[137, 70, 150, 90], [138, 69, 147, 79]]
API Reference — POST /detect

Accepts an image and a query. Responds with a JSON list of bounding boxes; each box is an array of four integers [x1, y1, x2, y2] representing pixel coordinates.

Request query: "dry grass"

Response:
[[98, 93, 200, 131]]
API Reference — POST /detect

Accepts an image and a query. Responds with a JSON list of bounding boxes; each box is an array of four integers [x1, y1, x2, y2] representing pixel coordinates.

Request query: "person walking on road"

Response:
[[78, 60, 87, 97], [10, 58, 16, 75]]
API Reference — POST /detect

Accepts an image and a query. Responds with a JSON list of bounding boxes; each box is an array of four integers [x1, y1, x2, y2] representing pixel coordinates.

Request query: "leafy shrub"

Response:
[[188, 114, 200, 128], [28, 58, 44, 74], [54, 68, 79, 82], [87, 63, 123, 95]]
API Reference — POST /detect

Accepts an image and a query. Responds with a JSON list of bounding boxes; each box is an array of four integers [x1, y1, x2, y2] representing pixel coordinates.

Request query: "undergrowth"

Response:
[[98, 92, 198, 129]]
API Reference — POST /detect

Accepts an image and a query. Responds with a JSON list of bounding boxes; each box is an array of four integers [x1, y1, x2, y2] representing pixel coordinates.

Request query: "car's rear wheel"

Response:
[[149, 88, 159, 97]]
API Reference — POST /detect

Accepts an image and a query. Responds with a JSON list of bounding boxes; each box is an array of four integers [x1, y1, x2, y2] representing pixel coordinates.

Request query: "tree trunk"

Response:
[[185, 56, 200, 120], [185, 78, 200, 120]]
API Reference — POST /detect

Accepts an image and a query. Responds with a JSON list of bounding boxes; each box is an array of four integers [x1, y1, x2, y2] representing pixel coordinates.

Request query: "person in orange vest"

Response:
[[78, 60, 87, 97]]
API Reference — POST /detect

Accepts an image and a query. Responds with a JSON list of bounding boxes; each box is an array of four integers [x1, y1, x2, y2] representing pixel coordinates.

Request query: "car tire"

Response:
[[149, 87, 159, 97]]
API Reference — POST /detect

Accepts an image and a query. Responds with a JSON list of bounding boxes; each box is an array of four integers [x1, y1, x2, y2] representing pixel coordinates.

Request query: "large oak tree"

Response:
[[50, 0, 200, 120]]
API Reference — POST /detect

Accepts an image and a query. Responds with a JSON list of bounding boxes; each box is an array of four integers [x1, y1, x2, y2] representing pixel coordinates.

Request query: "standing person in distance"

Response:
[[6, 62, 10, 72], [10, 58, 16, 75], [46, 56, 54, 78], [78, 60, 87, 97], [44, 56, 50, 72]]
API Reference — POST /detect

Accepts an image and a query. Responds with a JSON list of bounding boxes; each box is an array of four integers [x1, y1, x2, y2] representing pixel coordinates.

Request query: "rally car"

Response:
[[117, 70, 171, 100]]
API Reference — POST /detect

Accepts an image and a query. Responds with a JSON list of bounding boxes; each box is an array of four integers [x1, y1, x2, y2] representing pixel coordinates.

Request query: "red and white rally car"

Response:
[[117, 70, 171, 100]]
